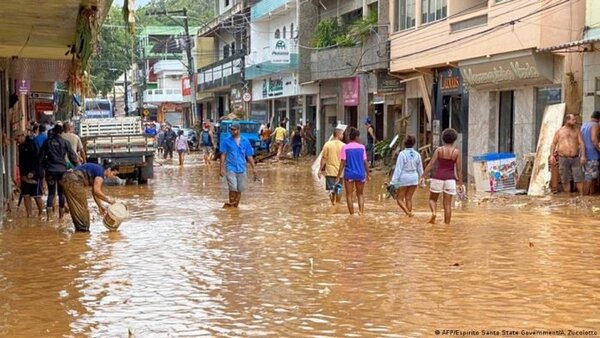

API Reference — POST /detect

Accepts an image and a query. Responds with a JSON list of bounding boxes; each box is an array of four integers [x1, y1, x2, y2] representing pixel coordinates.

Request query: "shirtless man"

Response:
[[550, 113, 586, 195]]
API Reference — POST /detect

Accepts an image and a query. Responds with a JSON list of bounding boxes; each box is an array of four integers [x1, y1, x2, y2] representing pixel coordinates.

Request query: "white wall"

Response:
[[249, 6, 297, 65], [583, 51, 600, 115]]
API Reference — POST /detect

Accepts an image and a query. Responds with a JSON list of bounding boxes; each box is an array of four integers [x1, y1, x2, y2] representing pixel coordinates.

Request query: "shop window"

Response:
[[421, 0, 447, 25], [396, 0, 416, 31], [498, 91, 514, 153]]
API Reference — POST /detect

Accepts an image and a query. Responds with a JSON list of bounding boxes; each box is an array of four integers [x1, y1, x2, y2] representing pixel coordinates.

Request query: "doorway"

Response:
[[345, 106, 358, 128], [374, 103, 384, 140], [498, 91, 514, 153]]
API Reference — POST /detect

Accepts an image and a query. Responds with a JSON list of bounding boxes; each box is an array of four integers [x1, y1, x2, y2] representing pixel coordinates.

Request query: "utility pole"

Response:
[[124, 70, 129, 116], [146, 9, 198, 127]]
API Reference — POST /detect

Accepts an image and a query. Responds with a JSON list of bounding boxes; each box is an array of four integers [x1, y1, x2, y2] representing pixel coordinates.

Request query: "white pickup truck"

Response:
[[77, 116, 155, 184]]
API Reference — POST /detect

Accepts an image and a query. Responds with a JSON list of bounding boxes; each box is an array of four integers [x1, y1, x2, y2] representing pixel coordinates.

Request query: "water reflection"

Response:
[[0, 155, 599, 336]]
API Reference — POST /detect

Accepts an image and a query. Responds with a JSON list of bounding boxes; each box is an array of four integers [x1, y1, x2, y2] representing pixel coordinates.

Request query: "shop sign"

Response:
[[35, 102, 54, 113], [459, 52, 553, 88], [376, 73, 405, 94], [182, 76, 192, 96], [231, 86, 243, 105], [342, 77, 360, 106], [18, 80, 30, 95], [254, 76, 296, 99], [271, 39, 290, 64], [439, 68, 462, 94]]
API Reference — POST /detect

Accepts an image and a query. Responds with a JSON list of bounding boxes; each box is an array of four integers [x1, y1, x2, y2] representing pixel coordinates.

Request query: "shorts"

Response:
[[226, 171, 247, 192], [583, 160, 599, 181], [20, 178, 41, 197], [558, 155, 584, 184], [177, 149, 187, 154], [325, 176, 343, 194], [202, 146, 213, 155], [430, 178, 457, 195]]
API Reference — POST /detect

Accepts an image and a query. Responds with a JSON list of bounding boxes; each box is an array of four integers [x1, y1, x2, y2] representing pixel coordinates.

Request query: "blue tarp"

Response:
[[472, 152, 516, 162]]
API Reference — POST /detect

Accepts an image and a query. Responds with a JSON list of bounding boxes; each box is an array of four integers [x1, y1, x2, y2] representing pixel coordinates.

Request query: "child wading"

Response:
[[390, 135, 423, 217], [175, 129, 189, 166], [421, 128, 464, 224], [335, 127, 370, 215]]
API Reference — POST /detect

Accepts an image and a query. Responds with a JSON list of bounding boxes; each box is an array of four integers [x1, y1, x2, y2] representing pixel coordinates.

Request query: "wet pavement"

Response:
[[1, 153, 599, 337]]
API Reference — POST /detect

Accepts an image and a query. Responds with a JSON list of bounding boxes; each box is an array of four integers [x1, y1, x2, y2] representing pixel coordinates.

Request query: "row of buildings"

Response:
[[171, 0, 597, 180]]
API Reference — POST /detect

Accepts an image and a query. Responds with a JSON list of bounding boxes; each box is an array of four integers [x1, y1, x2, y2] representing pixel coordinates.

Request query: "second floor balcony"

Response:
[[197, 53, 244, 92], [143, 88, 184, 104]]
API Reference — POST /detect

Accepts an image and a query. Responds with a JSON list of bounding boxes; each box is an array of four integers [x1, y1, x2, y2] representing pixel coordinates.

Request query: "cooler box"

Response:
[[472, 153, 517, 192]]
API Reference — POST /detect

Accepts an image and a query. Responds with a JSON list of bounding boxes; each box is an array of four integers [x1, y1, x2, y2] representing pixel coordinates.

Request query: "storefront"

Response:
[[458, 49, 559, 177], [251, 73, 318, 128], [433, 67, 468, 174], [374, 72, 405, 140]]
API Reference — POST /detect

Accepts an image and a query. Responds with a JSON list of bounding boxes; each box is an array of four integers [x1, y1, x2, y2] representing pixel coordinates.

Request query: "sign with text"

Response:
[[376, 73, 405, 94], [459, 51, 553, 88], [18, 80, 30, 95], [271, 39, 291, 64], [439, 68, 463, 94], [182, 76, 192, 96], [342, 77, 360, 106]]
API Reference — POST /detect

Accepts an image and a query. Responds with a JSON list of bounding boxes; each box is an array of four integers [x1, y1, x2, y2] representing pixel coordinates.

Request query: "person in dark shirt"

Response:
[[39, 124, 79, 221], [62, 162, 119, 232], [16, 130, 44, 217]]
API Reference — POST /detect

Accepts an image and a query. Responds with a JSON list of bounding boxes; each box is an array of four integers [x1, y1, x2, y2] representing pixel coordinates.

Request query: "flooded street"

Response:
[[1, 154, 600, 337]]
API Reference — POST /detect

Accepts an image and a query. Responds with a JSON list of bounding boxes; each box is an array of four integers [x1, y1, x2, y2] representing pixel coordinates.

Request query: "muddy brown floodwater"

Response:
[[1, 154, 599, 337]]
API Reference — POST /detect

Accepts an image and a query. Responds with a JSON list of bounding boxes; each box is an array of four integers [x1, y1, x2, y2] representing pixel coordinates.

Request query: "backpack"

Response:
[[201, 130, 211, 146]]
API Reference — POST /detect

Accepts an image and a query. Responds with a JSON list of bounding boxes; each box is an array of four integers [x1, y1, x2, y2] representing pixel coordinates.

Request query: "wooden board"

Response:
[[528, 103, 566, 196]]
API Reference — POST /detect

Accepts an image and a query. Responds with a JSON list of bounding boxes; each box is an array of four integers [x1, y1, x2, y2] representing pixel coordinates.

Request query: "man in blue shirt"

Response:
[[219, 122, 257, 208], [34, 124, 48, 150]]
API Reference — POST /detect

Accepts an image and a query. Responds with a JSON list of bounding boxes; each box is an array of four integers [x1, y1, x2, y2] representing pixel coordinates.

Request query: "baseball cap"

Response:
[[230, 122, 240, 130], [364, 117, 371, 124]]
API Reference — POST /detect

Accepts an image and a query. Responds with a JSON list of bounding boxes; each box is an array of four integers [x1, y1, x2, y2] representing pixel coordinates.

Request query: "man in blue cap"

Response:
[[219, 122, 257, 208], [364, 117, 377, 167]]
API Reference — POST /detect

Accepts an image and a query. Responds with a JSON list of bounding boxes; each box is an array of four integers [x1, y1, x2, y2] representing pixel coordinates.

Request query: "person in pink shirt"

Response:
[[335, 127, 370, 215]]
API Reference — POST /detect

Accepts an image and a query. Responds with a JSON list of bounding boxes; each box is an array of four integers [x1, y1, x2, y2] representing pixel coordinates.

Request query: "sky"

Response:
[[113, 0, 152, 8]]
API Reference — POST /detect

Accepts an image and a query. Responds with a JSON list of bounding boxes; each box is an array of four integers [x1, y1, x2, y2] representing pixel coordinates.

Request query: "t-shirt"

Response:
[[219, 136, 254, 174], [34, 133, 48, 150], [322, 139, 345, 177], [61, 133, 83, 163], [274, 127, 287, 142], [75, 163, 104, 184], [340, 142, 367, 181], [261, 128, 272, 141], [175, 135, 188, 151]]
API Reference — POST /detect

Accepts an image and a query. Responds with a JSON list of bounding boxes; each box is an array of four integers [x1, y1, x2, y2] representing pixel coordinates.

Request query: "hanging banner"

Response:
[[342, 77, 359, 106]]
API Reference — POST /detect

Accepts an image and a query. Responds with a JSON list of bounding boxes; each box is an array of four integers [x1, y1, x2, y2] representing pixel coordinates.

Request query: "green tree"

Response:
[[136, 0, 214, 27], [89, 6, 136, 96]]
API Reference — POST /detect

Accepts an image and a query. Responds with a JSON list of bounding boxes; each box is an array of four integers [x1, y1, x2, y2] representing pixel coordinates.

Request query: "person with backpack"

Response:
[[291, 126, 303, 159], [175, 129, 189, 166], [39, 124, 80, 221], [200, 122, 214, 166]]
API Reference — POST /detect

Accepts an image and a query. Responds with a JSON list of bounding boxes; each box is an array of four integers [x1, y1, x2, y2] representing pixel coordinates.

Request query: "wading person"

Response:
[[421, 128, 464, 225], [365, 117, 377, 167], [62, 121, 86, 167], [260, 123, 272, 152], [273, 122, 287, 161], [63, 162, 119, 232], [201, 122, 215, 166], [39, 124, 79, 221], [16, 130, 44, 217], [219, 122, 257, 208], [291, 126, 303, 159], [550, 113, 586, 195], [175, 129, 189, 166], [318, 128, 345, 205], [390, 135, 423, 217], [580, 111, 600, 195], [335, 127, 370, 215], [163, 125, 176, 160]]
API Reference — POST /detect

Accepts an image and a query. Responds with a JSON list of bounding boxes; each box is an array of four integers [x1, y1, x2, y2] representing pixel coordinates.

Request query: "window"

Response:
[[498, 91, 514, 153], [223, 45, 230, 58], [231, 42, 235, 54], [290, 23, 294, 39], [396, 0, 416, 31], [224, 0, 230, 6], [421, 0, 447, 24], [535, 87, 561, 142], [274, 29, 281, 39], [283, 26, 287, 39]]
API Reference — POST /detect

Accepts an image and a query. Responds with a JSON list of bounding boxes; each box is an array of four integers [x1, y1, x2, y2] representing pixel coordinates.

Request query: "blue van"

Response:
[[215, 120, 262, 153]]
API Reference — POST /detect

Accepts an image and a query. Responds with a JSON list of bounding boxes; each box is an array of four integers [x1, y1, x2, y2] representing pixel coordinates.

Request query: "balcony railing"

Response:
[[143, 88, 184, 103], [197, 53, 245, 91]]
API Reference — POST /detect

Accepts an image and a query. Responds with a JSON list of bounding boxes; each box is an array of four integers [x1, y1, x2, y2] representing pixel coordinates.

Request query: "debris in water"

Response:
[[529, 242, 534, 248], [451, 263, 460, 267], [592, 207, 600, 213], [319, 286, 331, 295], [191, 221, 195, 225]]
